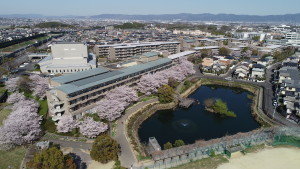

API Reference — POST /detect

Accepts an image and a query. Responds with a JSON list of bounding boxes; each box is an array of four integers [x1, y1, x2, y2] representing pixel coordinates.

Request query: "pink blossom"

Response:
[[5, 77, 20, 92], [6, 92, 26, 104], [93, 86, 138, 122], [137, 58, 195, 94], [29, 75, 49, 99], [0, 99, 42, 148], [78, 117, 108, 138], [56, 115, 78, 133]]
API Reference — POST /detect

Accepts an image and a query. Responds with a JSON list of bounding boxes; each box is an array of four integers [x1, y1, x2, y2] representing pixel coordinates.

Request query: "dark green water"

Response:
[[138, 85, 260, 147]]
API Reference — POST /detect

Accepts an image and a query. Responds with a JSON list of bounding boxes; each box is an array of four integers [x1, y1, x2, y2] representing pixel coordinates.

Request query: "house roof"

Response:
[[252, 64, 265, 69]]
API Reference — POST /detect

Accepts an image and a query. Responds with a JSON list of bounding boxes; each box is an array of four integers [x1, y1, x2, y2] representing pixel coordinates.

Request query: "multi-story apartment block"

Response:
[[46, 58, 173, 122], [233, 32, 266, 41], [39, 42, 97, 74], [94, 41, 180, 60], [285, 32, 300, 47], [285, 32, 300, 40]]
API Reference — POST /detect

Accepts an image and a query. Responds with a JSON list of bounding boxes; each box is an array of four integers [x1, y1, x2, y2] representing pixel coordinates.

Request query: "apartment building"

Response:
[[47, 58, 173, 121], [285, 32, 300, 47], [233, 32, 266, 41], [94, 41, 180, 60], [39, 43, 97, 74]]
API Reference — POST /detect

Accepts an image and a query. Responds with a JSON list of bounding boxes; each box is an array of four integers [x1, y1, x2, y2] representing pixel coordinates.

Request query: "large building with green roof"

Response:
[[47, 58, 172, 121]]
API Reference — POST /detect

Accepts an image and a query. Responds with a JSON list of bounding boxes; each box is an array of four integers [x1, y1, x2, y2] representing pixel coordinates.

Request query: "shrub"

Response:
[[157, 85, 175, 103], [90, 135, 120, 163], [174, 139, 185, 147], [163, 142, 173, 150]]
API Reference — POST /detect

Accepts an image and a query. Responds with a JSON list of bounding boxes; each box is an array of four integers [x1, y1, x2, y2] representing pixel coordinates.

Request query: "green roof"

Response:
[[55, 58, 172, 94], [52, 67, 109, 84]]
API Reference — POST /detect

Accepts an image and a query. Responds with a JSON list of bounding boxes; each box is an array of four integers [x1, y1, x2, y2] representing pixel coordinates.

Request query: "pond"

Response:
[[138, 85, 260, 147]]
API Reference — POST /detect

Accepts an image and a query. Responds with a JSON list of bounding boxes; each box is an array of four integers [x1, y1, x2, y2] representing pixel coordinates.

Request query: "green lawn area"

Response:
[[170, 155, 228, 169], [0, 87, 7, 94], [180, 80, 193, 94], [0, 146, 27, 169], [38, 99, 48, 119], [0, 108, 12, 126], [140, 95, 157, 102]]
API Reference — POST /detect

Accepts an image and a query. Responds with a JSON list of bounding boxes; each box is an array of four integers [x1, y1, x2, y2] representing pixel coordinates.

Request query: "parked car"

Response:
[[225, 77, 232, 81]]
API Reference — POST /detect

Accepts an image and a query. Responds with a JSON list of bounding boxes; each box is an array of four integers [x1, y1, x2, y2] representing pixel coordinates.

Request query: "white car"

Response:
[[225, 77, 232, 81]]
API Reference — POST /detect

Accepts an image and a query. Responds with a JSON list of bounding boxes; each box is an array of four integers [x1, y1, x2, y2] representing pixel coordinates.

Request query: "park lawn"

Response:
[[38, 99, 48, 119], [0, 108, 12, 126], [0, 146, 27, 169], [140, 95, 157, 102], [171, 155, 228, 169], [0, 87, 6, 94]]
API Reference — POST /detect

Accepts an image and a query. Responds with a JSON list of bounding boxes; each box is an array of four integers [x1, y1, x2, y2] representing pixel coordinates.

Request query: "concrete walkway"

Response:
[[113, 99, 158, 168]]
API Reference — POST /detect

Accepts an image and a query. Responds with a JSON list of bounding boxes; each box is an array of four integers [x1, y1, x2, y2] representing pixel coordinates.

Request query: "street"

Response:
[[195, 63, 299, 127]]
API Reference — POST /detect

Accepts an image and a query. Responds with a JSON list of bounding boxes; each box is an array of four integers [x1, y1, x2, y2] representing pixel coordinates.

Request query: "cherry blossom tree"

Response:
[[93, 86, 138, 121], [105, 85, 138, 103], [0, 99, 42, 149], [6, 92, 26, 104], [12, 99, 39, 113], [29, 75, 49, 99], [230, 50, 241, 57], [137, 57, 195, 94], [78, 117, 108, 138], [5, 77, 20, 92], [56, 115, 78, 133], [242, 50, 252, 58]]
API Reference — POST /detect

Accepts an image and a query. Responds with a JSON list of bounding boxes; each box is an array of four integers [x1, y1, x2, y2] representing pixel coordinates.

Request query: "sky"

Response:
[[1, 0, 300, 16]]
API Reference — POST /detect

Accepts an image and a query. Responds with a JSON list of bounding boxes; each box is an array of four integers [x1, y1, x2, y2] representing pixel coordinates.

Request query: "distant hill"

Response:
[[0, 14, 44, 18], [90, 13, 300, 22], [1, 13, 300, 23], [35, 22, 74, 28]]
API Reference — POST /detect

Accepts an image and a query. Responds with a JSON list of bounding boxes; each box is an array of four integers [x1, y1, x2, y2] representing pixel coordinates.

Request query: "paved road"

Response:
[[197, 62, 298, 127], [114, 99, 158, 168], [49, 139, 92, 168]]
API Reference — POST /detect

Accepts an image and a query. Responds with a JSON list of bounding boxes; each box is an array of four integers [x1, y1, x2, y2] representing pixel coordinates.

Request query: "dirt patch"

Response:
[[88, 161, 115, 169], [217, 147, 300, 169]]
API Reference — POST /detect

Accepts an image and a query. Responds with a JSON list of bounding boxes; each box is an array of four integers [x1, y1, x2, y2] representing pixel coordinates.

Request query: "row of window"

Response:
[[48, 68, 91, 73]]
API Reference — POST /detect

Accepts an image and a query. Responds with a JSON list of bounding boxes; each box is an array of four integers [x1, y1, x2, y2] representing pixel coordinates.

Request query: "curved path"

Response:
[[113, 99, 158, 168]]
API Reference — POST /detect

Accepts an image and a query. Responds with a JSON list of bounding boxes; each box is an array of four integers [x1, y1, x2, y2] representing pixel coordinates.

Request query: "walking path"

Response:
[[113, 98, 159, 168]]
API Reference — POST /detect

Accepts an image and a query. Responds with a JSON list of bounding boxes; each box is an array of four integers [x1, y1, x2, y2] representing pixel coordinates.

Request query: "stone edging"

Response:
[[181, 78, 278, 126], [125, 100, 176, 159]]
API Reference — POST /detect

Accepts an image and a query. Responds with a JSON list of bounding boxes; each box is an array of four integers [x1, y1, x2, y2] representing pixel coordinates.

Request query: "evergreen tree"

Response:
[[90, 135, 120, 163]]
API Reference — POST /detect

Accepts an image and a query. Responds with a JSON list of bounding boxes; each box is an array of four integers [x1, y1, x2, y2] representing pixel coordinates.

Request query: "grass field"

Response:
[[0, 146, 27, 169], [0, 108, 12, 126], [171, 155, 228, 169], [38, 99, 48, 119]]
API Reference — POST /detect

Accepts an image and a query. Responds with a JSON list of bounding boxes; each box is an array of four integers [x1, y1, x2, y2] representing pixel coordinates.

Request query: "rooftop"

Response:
[[54, 58, 172, 94], [194, 46, 220, 50], [52, 67, 109, 84], [168, 51, 195, 60]]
